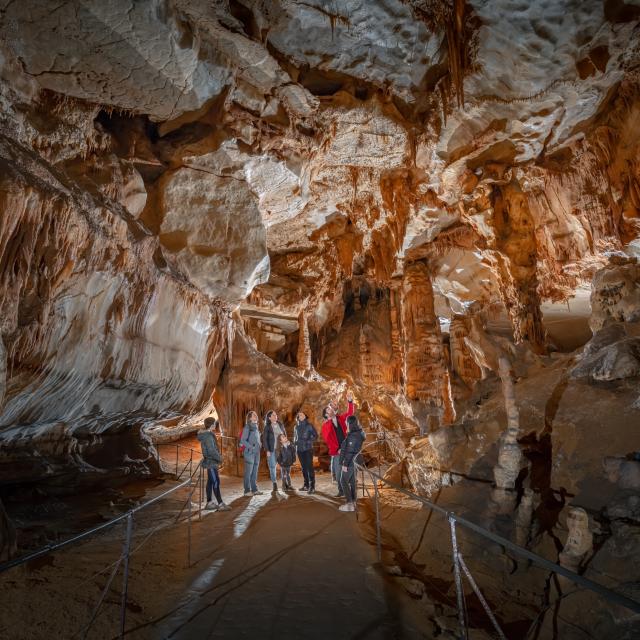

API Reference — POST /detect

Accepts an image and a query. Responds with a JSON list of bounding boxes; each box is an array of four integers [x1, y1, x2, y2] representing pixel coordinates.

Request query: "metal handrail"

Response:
[[355, 463, 640, 616], [0, 474, 193, 575]]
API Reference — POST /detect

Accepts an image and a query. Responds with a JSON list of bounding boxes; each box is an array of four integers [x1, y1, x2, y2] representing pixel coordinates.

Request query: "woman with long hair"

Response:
[[293, 410, 318, 494], [240, 410, 263, 496], [263, 410, 284, 492]]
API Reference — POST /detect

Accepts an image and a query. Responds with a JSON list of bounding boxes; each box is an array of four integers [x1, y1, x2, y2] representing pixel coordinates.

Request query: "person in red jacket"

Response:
[[321, 391, 354, 497]]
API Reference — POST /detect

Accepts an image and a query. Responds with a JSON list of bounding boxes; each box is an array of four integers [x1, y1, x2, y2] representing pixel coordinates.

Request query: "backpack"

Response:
[[238, 427, 245, 453]]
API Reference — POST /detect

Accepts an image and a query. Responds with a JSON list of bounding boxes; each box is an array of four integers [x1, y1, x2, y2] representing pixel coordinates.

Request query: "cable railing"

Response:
[[155, 435, 241, 477], [0, 456, 205, 639], [355, 463, 640, 640]]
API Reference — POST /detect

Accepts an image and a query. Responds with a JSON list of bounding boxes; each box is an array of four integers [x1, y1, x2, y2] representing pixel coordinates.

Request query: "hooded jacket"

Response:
[[339, 420, 365, 467], [294, 418, 318, 453], [197, 429, 222, 470], [277, 442, 297, 467], [240, 422, 261, 461]]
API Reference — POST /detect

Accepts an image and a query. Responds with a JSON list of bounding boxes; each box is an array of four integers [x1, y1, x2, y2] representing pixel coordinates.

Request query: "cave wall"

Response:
[[0, 0, 638, 496]]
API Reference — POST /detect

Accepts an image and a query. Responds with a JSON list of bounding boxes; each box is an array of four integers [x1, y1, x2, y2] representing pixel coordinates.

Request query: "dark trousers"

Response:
[[298, 450, 315, 487], [281, 465, 292, 487], [340, 463, 357, 502], [206, 467, 222, 504]]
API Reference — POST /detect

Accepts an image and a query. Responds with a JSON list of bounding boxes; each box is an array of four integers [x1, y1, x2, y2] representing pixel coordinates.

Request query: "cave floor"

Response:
[[0, 473, 432, 640]]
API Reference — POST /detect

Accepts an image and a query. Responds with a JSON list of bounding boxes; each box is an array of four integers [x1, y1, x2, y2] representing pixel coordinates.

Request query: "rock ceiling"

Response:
[[0, 0, 640, 482]]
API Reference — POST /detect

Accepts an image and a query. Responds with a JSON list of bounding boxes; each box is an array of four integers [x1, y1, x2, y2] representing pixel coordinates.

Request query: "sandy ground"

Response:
[[0, 466, 434, 640]]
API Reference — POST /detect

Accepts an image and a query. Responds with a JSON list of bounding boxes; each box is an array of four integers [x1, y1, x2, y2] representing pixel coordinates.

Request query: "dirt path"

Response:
[[0, 473, 430, 639], [153, 484, 423, 639]]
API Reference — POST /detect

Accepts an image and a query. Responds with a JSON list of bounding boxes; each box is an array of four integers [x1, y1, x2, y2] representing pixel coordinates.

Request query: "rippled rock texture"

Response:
[[0, 1, 639, 511]]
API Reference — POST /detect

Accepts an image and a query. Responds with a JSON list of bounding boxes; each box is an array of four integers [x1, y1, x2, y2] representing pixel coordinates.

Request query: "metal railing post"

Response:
[[187, 482, 192, 568], [199, 464, 203, 521], [449, 514, 467, 640], [458, 555, 507, 640], [236, 441, 240, 477], [373, 475, 382, 563], [119, 513, 133, 639]]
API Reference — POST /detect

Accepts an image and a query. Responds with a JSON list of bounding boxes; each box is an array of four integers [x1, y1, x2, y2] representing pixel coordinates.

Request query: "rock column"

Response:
[[297, 310, 312, 372], [401, 261, 455, 427]]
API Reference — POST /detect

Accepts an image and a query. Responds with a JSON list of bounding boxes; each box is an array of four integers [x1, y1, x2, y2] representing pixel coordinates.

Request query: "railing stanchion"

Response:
[[187, 482, 192, 568], [458, 555, 506, 640], [199, 464, 203, 521], [449, 515, 467, 640], [373, 472, 382, 562], [119, 513, 133, 640]]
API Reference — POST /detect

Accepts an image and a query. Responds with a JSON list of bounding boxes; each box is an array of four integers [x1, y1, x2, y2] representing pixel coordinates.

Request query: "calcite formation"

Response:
[[0, 0, 638, 578], [559, 507, 594, 575], [402, 261, 455, 427]]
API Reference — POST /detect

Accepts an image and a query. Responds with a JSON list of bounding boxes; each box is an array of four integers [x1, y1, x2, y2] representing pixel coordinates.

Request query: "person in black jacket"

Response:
[[293, 410, 318, 493], [263, 410, 284, 492], [338, 414, 365, 512], [276, 433, 296, 491]]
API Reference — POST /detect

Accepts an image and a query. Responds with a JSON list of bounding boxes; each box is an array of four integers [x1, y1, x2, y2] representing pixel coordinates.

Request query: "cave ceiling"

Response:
[[0, 0, 639, 443]]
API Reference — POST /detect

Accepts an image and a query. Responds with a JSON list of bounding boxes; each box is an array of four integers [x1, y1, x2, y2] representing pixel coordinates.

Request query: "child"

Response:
[[276, 433, 296, 491], [197, 418, 231, 511]]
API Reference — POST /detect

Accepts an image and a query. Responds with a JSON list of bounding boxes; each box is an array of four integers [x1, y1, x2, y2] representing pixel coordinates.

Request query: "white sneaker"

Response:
[[339, 503, 355, 512], [244, 491, 253, 497], [217, 503, 231, 511], [204, 501, 218, 511], [252, 490, 264, 496]]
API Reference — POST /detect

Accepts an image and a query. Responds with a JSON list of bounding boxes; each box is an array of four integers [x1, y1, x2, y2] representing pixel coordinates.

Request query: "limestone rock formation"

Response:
[[590, 261, 640, 331], [559, 507, 593, 576], [0, 11, 639, 632]]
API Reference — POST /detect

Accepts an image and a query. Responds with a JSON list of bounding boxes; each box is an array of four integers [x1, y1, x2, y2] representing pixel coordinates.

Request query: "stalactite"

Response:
[[491, 181, 547, 354], [296, 310, 312, 372], [389, 284, 404, 388]]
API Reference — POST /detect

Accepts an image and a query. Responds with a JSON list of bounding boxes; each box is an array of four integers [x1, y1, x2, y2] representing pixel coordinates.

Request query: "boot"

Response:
[[273, 482, 278, 492], [281, 480, 287, 492], [308, 484, 316, 494], [299, 485, 309, 491]]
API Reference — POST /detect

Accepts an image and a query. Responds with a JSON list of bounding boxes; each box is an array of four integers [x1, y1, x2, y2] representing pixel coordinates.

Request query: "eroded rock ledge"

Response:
[[0, 5, 638, 601]]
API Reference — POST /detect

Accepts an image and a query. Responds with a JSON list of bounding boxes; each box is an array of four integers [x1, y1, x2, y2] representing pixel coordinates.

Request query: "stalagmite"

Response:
[[449, 315, 482, 387], [514, 488, 535, 548], [0, 2, 639, 636], [558, 508, 593, 583]]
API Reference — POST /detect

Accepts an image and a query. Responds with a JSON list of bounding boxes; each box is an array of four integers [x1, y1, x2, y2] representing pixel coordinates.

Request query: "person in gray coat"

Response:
[[197, 418, 231, 511], [240, 410, 263, 496]]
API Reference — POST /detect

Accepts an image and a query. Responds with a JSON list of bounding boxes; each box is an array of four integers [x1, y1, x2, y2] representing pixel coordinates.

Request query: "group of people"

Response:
[[196, 393, 365, 513]]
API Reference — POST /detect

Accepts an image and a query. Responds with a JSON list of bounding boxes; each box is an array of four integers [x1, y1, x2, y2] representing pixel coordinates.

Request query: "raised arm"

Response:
[[339, 391, 355, 421]]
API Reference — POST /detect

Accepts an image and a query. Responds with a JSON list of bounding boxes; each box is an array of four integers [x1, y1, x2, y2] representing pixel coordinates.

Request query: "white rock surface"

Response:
[[158, 142, 270, 304]]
